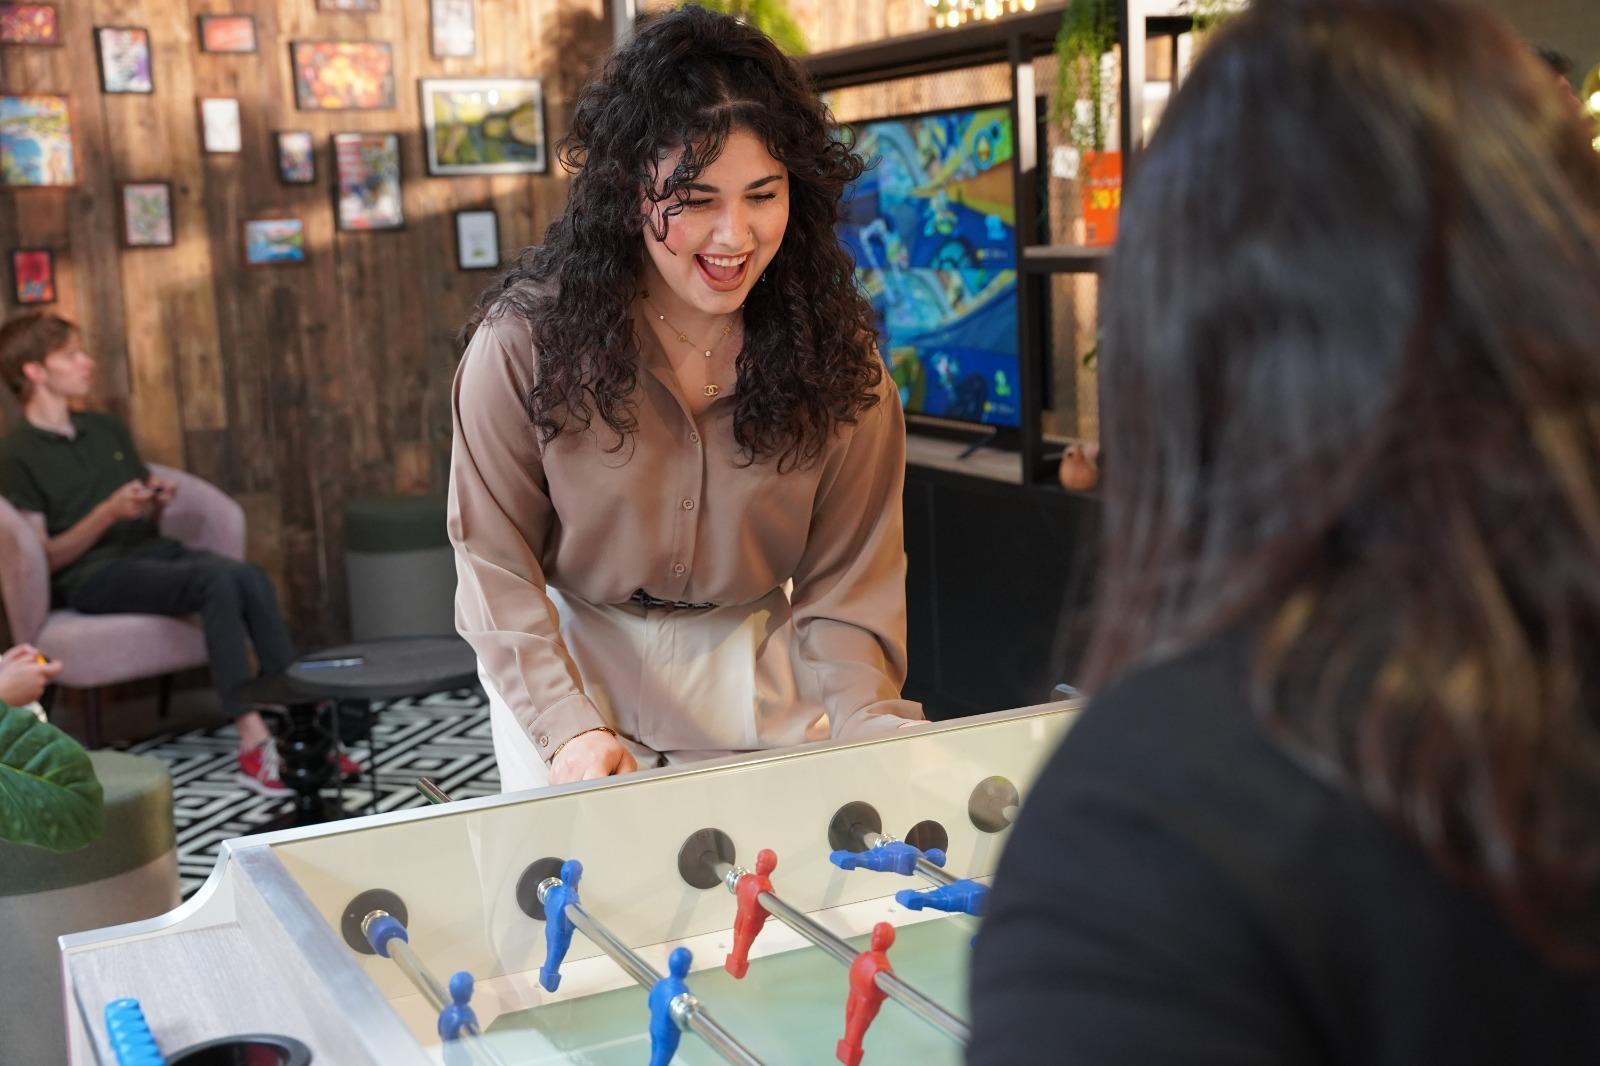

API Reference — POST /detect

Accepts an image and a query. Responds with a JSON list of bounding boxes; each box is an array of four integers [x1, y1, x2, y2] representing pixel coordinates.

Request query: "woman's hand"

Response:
[[550, 728, 639, 784], [0, 645, 63, 707]]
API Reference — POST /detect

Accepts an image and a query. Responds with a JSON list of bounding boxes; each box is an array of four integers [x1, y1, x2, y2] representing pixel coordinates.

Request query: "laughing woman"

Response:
[[448, 6, 924, 790]]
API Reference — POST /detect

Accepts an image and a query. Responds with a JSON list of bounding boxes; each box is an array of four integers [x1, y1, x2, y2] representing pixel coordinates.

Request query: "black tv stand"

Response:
[[956, 427, 1000, 460]]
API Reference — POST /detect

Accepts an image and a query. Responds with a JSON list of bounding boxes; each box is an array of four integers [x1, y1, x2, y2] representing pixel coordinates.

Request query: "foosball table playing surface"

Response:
[[60, 701, 1076, 1065]]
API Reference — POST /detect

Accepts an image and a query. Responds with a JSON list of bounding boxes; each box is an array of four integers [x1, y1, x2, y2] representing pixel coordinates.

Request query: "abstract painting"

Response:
[[430, 0, 474, 58], [121, 182, 174, 247], [11, 248, 54, 303], [198, 15, 257, 54], [275, 130, 315, 184], [244, 219, 307, 265], [333, 131, 403, 230], [0, 95, 74, 186], [292, 40, 395, 111], [420, 78, 544, 176], [96, 26, 153, 94], [0, 4, 59, 45]]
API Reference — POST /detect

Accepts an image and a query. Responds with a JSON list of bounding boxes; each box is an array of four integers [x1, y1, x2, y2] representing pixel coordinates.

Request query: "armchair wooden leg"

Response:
[[83, 687, 105, 749], [158, 674, 173, 721]]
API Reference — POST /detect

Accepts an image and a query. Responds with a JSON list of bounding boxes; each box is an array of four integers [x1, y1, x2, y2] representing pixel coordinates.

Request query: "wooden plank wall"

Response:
[[0, 0, 609, 644]]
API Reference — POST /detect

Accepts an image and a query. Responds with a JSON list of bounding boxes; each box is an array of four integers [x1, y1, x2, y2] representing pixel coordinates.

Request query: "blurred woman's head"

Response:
[[1087, 0, 1600, 966]]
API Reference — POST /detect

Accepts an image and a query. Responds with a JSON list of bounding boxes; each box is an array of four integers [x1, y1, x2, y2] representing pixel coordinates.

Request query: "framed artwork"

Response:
[[316, 0, 379, 9], [0, 4, 59, 45], [120, 182, 174, 247], [244, 219, 307, 265], [430, 0, 475, 59], [333, 131, 403, 231], [275, 130, 315, 184], [10, 248, 54, 303], [291, 40, 394, 111], [95, 26, 154, 94], [420, 78, 545, 176], [200, 98, 242, 153], [197, 15, 257, 54], [0, 94, 74, 186], [454, 209, 499, 270]]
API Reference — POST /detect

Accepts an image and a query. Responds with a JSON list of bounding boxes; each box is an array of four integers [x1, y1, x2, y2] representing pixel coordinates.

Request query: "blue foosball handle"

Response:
[[104, 997, 166, 1066], [829, 839, 947, 877]]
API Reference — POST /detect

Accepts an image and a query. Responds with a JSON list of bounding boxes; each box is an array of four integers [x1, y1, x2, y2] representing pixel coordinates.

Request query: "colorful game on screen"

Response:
[[838, 104, 1019, 428]]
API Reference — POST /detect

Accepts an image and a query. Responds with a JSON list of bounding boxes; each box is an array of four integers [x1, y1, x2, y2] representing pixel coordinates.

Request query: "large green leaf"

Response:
[[0, 703, 103, 851]]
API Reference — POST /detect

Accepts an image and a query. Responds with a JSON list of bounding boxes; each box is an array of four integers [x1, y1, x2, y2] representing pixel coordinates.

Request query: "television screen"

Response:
[[838, 104, 1020, 428]]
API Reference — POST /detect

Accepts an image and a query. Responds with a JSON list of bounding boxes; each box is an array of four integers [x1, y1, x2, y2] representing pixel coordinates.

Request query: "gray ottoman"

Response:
[[345, 495, 456, 640], [0, 750, 179, 1065]]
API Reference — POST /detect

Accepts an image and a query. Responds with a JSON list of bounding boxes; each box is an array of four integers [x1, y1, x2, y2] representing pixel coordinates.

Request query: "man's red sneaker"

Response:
[[238, 740, 293, 798]]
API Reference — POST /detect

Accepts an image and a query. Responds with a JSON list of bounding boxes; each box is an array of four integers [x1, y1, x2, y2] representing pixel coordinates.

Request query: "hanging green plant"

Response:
[[685, 0, 808, 56], [1049, 0, 1117, 156]]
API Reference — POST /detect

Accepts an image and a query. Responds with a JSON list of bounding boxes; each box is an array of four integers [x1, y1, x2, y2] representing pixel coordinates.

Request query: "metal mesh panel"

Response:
[[824, 63, 1014, 124]]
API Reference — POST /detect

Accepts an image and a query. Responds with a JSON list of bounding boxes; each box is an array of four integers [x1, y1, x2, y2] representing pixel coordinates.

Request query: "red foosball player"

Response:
[[836, 921, 895, 1066], [725, 848, 778, 978]]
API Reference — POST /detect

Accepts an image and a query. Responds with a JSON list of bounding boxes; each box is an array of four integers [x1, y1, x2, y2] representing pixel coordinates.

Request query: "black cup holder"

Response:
[[166, 1034, 312, 1066]]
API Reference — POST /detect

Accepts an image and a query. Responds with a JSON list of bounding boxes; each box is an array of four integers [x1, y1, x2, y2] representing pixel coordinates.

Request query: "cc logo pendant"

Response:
[[703, 384, 720, 397]]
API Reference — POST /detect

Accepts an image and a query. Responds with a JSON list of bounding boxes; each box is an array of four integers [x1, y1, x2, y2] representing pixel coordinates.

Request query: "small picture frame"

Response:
[[200, 98, 242, 154], [10, 247, 54, 303], [244, 218, 307, 266], [120, 181, 175, 247], [316, 0, 379, 9], [454, 208, 499, 270], [420, 78, 546, 176], [275, 130, 315, 184], [0, 94, 75, 186], [333, 131, 403, 231], [430, 0, 475, 59], [291, 40, 395, 111], [95, 26, 153, 94], [197, 14, 257, 54], [0, 4, 60, 45]]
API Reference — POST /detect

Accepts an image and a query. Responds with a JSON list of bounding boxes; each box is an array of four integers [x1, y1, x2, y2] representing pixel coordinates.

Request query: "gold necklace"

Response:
[[641, 289, 738, 397]]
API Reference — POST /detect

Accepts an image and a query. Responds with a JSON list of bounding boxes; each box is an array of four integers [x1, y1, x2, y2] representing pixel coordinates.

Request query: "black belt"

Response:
[[629, 589, 720, 611]]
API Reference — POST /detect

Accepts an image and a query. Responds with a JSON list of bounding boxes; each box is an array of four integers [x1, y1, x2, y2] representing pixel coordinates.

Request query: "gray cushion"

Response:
[[0, 750, 175, 896]]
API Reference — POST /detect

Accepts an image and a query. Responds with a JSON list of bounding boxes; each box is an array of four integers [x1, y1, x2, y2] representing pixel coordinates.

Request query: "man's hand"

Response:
[[549, 728, 638, 784], [0, 645, 64, 707], [100, 479, 155, 522], [147, 476, 178, 506]]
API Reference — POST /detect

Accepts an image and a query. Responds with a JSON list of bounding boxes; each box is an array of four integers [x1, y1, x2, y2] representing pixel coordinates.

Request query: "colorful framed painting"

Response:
[[316, 0, 379, 9], [0, 4, 59, 45], [0, 94, 74, 186], [244, 219, 307, 265], [197, 14, 257, 54], [200, 98, 242, 153], [420, 78, 545, 176], [291, 40, 394, 111], [275, 130, 315, 184], [120, 182, 174, 247], [95, 26, 154, 94], [10, 248, 54, 303], [454, 208, 498, 270], [333, 131, 403, 231], [430, 0, 475, 59]]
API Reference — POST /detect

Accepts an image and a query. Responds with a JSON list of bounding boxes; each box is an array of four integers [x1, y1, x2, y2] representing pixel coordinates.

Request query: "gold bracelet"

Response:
[[550, 725, 618, 765]]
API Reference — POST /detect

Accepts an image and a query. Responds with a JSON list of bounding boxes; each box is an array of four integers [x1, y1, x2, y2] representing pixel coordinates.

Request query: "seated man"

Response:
[[0, 312, 356, 793]]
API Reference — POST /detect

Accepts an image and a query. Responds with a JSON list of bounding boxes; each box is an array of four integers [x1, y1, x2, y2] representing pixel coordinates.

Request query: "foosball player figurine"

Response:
[[539, 859, 584, 993], [647, 946, 694, 1066], [437, 970, 479, 1066], [725, 848, 778, 978], [836, 921, 896, 1066]]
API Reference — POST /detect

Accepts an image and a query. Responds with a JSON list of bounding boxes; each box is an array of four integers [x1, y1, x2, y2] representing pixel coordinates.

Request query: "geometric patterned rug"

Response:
[[127, 685, 499, 898]]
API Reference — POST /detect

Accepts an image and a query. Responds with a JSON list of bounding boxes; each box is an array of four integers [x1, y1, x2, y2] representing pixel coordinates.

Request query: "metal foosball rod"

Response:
[[708, 856, 970, 1045], [533, 875, 765, 1066], [360, 910, 512, 1066], [861, 830, 955, 888]]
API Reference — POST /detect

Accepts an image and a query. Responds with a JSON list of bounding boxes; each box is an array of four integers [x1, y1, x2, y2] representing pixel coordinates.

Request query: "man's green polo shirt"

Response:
[[0, 411, 167, 603]]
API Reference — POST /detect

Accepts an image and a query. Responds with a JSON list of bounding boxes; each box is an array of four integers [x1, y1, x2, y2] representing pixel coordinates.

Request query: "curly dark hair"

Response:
[[467, 4, 882, 471]]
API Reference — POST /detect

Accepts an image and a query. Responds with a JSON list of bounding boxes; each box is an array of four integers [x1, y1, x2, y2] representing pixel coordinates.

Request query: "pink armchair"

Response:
[[0, 463, 246, 747]]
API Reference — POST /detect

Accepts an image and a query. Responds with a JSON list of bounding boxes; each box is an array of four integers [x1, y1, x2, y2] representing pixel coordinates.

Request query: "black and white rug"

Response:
[[128, 686, 500, 898]]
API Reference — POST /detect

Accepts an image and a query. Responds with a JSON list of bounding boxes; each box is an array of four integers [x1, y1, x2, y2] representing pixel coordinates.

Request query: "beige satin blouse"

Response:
[[448, 303, 923, 766]]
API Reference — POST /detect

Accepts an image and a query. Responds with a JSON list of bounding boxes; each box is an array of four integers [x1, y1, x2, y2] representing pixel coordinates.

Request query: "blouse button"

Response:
[[537, 734, 549, 747], [689, 432, 700, 444], [681, 499, 695, 511], [672, 562, 687, 575]]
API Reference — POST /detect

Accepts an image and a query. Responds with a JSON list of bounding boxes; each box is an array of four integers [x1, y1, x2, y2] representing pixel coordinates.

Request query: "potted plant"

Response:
[[0, 701, 103, 851], [1049, 0, 1120, 246]]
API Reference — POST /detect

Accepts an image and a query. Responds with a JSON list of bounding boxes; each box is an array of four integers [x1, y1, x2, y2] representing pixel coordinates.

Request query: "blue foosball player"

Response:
[[647, 946, 694, 1066], [438, 970, 479, 1065], [895, 878, 990, 918], [539, 858, 584, 993], [830, 839, 947, 877]]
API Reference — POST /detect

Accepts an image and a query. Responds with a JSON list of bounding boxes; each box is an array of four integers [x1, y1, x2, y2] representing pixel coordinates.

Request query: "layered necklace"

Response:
[[641, 289, 739, 398]]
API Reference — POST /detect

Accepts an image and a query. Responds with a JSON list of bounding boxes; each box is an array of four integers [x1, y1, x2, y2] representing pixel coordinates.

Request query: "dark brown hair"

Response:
[[1086, 0, 1600, 967], [467, 4, 881, 471], [0, 312, 75, 401]]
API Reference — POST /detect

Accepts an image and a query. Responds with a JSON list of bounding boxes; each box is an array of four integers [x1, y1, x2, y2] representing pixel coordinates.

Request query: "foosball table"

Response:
[[59, 700, 1076, 1065]]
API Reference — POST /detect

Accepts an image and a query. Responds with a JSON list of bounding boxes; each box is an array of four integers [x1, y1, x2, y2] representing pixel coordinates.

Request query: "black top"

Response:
[[0, 412, 166, 601], [969, 635, 1600, 1066]]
